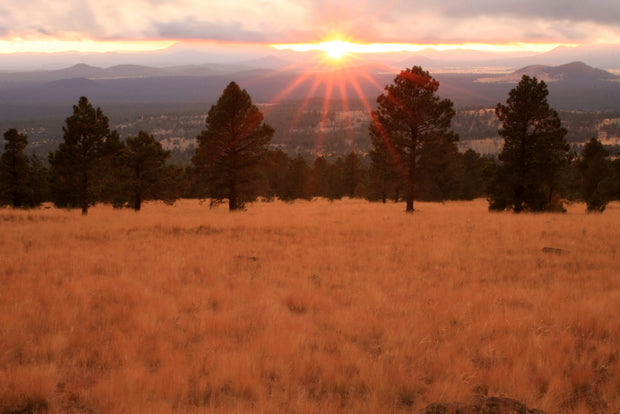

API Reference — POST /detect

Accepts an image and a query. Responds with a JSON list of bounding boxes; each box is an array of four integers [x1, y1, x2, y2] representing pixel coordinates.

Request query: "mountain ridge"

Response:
[[1, 42, 619, 72], [513, 61, 617, 82], [475, 61, 618, 84], [0, 61, 619, 111]]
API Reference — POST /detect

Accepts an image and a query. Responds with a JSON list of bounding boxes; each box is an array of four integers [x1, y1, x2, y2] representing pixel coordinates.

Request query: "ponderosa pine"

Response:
[[369, 66, 457, 212], [192, 82, 274, 211]]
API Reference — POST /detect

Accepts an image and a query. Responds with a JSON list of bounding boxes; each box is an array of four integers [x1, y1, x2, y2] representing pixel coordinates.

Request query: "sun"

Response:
[[270, 38, 359, 62], [320, 40, 351, 60]]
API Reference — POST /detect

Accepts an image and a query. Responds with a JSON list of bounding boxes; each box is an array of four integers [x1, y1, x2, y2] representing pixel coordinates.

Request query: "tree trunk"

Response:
[[229, 179, 237, 211], [406, 155, 416, 213], [133, 192, 142, 211], [81, 170, 88, 216], [134, 166, 142, 211], [406, 130, 418, 213], [406, 189, 414, 212]]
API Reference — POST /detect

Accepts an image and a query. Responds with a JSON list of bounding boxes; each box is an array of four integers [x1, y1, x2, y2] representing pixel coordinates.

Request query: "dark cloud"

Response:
[[549, 23, 590, 41], [153, 18, 271, 42], [434, 0, 620, 26], [1, 0, 619, 47], [36, 27, 53, 36]]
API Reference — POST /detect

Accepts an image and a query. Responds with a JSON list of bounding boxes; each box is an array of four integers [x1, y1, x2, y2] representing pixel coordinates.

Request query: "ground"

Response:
[[1, 199, 619, 413]]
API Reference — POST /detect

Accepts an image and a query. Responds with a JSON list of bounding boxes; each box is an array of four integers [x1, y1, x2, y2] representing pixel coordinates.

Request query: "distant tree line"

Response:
[[1, 70, 620, 213]]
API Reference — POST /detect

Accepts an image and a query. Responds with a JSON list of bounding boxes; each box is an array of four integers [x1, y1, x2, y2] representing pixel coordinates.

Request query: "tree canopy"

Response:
[[488, 75, 569, 212], [369, 66, 457, 212], [579, 137, 613, 212], [0, 128, 38, 208], [48, 96, 121, 215], [115, 130, 173, 211], [192, 82, 274, 211]]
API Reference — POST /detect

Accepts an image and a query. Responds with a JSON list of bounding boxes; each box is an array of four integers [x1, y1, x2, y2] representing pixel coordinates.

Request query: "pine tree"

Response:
[[281, 155, 311, 201], [343, 152, 363, 198], [579, 137, 613, 212], [416, 131, 460, 201], [192, 82, 274, 211], [48, 97, 120, 215], [306, 156, 325, 198], [117, 131, 172, 211], [27, 153, 50, 205], [0, 129, 36, 207], [368, 135, 402, 203], [369, 66, 456, 212], [264, 148, 290, 200], [455, 149, 489, 200], [489, 76, 569, 212]]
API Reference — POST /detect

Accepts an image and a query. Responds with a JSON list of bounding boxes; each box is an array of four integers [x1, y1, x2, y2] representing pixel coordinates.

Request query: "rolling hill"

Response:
[[0, 60, 618, 112]]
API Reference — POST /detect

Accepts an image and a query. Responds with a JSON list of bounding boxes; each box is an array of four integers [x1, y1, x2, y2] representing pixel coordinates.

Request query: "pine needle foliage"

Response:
[[488, 76, 569, 212], [192, 82, 274, 211], [48, 97, 121, 215], [369, 66, 457, 212]]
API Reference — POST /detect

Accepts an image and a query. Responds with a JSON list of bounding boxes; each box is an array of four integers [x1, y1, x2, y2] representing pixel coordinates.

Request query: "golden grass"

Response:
[[1, 199, 619, 413]]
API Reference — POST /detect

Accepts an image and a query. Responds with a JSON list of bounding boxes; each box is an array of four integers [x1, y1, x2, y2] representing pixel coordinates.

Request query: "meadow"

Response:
[[1, 199, 619, 413]]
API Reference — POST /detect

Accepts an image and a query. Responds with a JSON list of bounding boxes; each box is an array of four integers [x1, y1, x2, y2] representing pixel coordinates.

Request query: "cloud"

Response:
[[435, 0, 620, 26], [152, 18, 271, 42], [1, 0, 619, 45]]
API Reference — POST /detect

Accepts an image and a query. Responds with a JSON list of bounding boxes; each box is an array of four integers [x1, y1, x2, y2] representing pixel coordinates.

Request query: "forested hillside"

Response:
[[3, 101, 619, 161]]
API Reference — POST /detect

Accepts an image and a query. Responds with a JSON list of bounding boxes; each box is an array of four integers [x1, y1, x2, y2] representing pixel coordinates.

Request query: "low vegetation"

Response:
[[1, 199, 619, 413]]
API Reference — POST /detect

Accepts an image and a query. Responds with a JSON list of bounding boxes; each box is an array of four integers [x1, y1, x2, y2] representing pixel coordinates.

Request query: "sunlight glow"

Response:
[[256, 40, 390, 154], [321, 40, 351, 59], [270, 41, 579, 55], [0, 38, 178, 54]]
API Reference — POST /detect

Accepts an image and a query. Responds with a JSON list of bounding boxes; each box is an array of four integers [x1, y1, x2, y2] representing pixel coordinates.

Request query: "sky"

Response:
[[1, 0, 620, 55]]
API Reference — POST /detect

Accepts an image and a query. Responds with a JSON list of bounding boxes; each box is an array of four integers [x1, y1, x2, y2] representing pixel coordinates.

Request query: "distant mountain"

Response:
[[240, 55, 298, 70], [0, 63, 174, 85], [2, 42, 619, 72], [477, 62, 618, 83], [0, 61, 395, 105], [535, 44, 620, 69], [0, 60, 619, 111], [511, 61, 617, 82]]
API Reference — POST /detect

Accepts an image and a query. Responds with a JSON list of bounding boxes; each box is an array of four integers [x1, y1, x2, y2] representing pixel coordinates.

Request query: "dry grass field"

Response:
[[1, 198, 619, 413]]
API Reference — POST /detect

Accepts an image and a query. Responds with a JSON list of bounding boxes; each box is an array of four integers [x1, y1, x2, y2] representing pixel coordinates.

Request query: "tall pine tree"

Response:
[[48, 96, 121, 215], [489, 76, 569, 212], [116, 131, 172, 211], [192, 82, 274, 211], [579, 137, 613, 212], [369, 66, 456, 212], [0, 129, 36, 208]]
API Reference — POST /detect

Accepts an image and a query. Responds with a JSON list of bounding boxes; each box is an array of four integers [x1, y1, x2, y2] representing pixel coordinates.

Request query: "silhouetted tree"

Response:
[[455, 149, 490, 200], [281, 155, 311, 201], [326, 156, 345, 200], [152, 164, 187, 206], [264, 148, 290, 200], [48, 97, 121, 215], [0, 129, 37, 207], [192, 82, 274, 211], [113, 131, 173, 211], [612, 157, 620, 200], [27, 153, 50, 205], [369, 66, 456, 212], [488, 76, 569, 212], [308, 156, 330, 198], [368, 137, 402, 203], [343, 152, 363, 198], [579, 137, 613, 212], [417, 131, 460, 201]]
